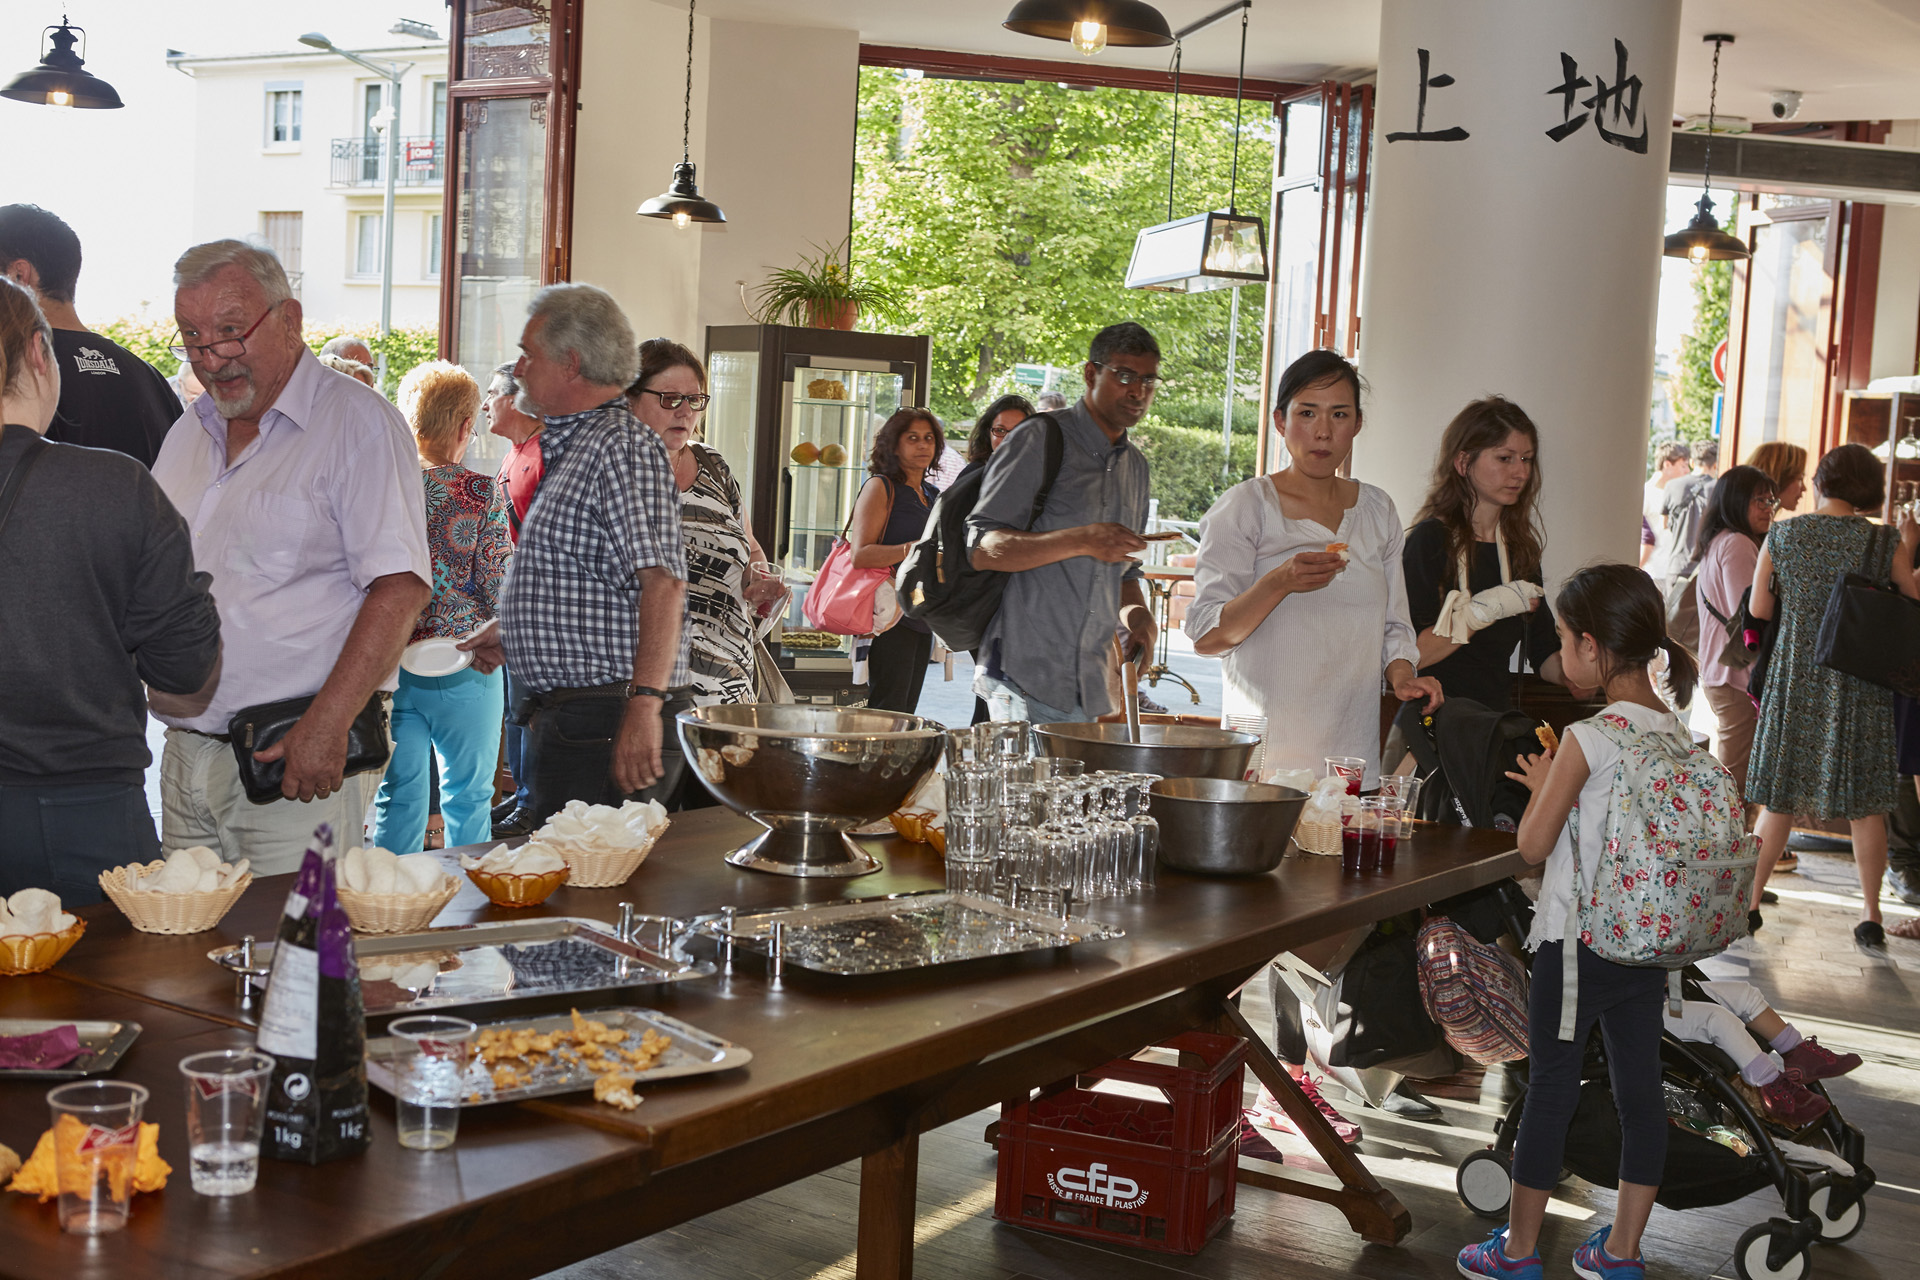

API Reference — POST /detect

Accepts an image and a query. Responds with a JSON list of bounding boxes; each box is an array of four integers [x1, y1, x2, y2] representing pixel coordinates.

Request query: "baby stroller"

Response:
[[1453, 967, 1875, 1280], [1403, 698, 1548, 832]]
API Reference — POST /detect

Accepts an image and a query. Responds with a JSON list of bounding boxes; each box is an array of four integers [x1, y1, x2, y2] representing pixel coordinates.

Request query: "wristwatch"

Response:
[[623, 683, 669, 701]]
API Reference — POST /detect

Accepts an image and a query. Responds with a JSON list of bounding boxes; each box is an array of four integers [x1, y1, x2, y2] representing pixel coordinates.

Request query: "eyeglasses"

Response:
[[1091, 362, 1167, 389], [169, 303, 280, 362], [637, 388, 710, 411], [989, 425, 1016, 439], [1757, 494, 1781, 509]]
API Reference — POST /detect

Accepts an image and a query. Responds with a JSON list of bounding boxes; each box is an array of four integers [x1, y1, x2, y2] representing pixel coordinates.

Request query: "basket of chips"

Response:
[[0, 890, 85, 975], [336, 846, 461, 933], [531, 799, 672, 889], [462, 843, 570, 907], [99, 848, 253, 935]]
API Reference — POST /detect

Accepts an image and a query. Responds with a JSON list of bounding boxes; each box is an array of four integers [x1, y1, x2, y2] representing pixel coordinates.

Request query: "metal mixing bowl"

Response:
[[1032, 722, 1258, 781], [1151, 777, 1306, 876], [677, 704, 944, 877]]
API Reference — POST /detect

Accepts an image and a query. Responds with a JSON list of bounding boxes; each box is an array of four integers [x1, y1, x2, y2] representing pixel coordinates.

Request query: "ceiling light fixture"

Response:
[[1125, 1, 1268, 292], [1663, 34, 1748, 264], [638, 0, 726, 229], [1002, 0, 1174, 58], [1, 16, 123, 109]]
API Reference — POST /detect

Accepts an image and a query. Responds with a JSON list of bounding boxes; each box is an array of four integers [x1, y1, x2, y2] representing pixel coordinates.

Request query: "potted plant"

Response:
[[750, 239, 906, 331]]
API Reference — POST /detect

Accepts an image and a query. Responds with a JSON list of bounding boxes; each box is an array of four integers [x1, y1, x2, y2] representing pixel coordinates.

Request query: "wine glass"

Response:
[[1122, 773, 1162, 892]]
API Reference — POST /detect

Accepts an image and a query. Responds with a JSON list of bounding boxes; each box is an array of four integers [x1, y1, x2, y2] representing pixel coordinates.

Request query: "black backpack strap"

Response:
[[0, 432, 49, 545], [1024, 412, 1065, 532]]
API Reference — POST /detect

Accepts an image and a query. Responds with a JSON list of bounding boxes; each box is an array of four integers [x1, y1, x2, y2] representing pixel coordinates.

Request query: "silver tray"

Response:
[[208, 917, 712, 1016], [694, 892, 1125, 975], [365, 1007, 751, 1107], [0, 1018, 142, 1079]]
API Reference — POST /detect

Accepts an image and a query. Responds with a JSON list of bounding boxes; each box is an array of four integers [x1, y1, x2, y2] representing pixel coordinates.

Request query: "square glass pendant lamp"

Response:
[[1125, 210, 1268, 292]]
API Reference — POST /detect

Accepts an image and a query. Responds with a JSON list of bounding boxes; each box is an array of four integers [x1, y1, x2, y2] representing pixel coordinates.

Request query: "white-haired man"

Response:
[[461, 284, 689, 824], [319, 334, 375, 368], [149, 239, 431, 872]]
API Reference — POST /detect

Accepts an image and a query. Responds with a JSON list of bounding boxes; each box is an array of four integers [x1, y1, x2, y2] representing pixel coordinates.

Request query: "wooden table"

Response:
[[0, 809, 1521, 1279]]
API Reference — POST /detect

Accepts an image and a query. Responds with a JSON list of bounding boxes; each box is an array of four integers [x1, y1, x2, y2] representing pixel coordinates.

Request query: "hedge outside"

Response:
[[94, 316, 440, 398]]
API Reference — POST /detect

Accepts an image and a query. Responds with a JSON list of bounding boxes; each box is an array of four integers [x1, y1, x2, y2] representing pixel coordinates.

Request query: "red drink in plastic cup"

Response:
[[1340, 825, 1361, 874], [1358, 823, 1380, 874], [1378, 832, 1397, 872]]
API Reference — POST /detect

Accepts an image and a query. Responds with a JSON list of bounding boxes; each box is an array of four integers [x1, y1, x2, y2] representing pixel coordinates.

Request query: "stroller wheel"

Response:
[[1456, 1148, 1513, 1220], [1807, 1182, 1866, 1243], [1734, 1223, 1810, 1280]]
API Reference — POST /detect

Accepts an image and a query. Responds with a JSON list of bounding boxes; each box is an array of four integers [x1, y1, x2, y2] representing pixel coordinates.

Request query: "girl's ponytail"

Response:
[[1657, 634, 1699, 708], [1554, 563, 1695, 700]]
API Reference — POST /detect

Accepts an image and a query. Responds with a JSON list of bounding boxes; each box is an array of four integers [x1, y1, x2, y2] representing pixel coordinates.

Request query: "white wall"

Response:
[[1871, 120, 1920, 381]]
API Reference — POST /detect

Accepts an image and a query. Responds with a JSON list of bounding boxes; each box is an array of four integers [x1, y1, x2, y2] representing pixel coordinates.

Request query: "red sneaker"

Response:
[[1296, 1075, 1363, 1145], [1782, 1037, 1862, 1084], [1758, 1077, 1831, 1129]]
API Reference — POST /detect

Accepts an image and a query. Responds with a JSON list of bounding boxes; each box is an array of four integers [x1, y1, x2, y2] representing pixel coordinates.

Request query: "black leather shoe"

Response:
[[491, 798, 520, 824], [1855, 919, 1887, 950], [1748, 908, 1764, 934], [491, 809, 537, 839]]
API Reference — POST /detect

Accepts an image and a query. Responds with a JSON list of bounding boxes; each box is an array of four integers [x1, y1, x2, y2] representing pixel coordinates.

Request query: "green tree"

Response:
[[1673, 260, 1730, 443], [852, 69, 1272, 434], [97, 315, 439, 399]]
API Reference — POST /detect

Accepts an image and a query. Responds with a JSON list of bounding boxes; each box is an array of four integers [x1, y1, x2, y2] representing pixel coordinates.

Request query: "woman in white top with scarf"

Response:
[[1186, 351, 1442, 788]]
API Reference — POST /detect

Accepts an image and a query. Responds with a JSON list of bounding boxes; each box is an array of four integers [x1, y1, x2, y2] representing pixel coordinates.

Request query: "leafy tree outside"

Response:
[[96, 315, 440, 398], [1672, 259, 1731, 445]]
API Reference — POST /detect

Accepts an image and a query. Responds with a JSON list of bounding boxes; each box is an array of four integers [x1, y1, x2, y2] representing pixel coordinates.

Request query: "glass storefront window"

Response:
[[460, 0, 551, 80]]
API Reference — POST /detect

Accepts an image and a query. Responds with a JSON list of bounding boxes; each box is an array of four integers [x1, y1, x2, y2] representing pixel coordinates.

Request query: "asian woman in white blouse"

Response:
[[1186, 350, 1442, 788]]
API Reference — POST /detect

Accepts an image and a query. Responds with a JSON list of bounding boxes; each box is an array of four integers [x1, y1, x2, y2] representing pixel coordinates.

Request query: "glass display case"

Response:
[[703, 326, 932, 704]]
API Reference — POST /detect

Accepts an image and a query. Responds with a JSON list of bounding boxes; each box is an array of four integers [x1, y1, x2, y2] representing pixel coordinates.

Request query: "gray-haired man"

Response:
[[462, 284, 690, 820]]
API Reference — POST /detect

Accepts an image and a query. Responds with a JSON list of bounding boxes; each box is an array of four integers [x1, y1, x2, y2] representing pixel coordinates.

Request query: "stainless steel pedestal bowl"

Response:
[[677, 704, 945, 877], [1031, 722, 1258, 781]]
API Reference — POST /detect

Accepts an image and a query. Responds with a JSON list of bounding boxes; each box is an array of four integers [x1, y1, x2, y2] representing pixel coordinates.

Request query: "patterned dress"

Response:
[[412, 464, 512, 643], [680, 443, 758, 706], [1747, 514, 1896, 818]]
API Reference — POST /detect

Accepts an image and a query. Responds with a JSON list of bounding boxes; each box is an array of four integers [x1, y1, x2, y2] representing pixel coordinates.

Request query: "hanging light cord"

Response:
[[680, 0, 696, 165], [1701, 36, 1722, 196], [1227, 5, 1247, 214], [1166, 42, 1182, 221]]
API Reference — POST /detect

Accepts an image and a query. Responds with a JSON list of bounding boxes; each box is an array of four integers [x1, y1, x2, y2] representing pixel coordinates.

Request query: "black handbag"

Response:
[[1814, 526, 1920, 697], [228, 693, 391, 804], [1701, 585, 1759, 672]]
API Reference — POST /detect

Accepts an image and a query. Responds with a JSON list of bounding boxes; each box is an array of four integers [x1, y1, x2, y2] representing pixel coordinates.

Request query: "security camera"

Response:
[[1769, 91, 1803, 121]]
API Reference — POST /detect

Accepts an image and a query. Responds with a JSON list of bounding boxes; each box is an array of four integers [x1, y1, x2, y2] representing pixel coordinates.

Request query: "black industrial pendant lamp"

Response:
[[1125, 1, 1268, 292], [1002, 0, 1174, 57], [1663, 34, 1747, 264], [638, 0, 725, 228], [1, 16, 123, 109]]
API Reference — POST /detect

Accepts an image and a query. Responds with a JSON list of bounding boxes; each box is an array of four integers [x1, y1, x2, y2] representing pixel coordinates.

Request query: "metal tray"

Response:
[[0, 1018, 142, 1079], [365, 1006, 751, 1107], [208, 917, 713, 1016], [694, 892, 1125, 975]]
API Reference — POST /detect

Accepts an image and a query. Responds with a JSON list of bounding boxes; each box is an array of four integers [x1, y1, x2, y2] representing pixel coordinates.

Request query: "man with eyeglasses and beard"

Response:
[[149, 240, 431, 873], [966, 322, 1159, 725]]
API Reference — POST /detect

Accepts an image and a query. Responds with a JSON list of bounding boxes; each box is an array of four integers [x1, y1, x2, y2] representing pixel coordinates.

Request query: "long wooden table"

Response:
[[0, 809, 1522, 1279]]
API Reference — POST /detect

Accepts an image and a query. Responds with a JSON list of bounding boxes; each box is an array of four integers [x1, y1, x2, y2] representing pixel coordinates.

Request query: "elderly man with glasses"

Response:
[[460, 284, 690, 822], [966, 321, 1159, 725], [149, 239, 431, 873]]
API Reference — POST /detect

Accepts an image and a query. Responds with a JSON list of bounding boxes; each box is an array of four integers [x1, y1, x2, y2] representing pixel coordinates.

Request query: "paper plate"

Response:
[[401, 637, 473, 678]]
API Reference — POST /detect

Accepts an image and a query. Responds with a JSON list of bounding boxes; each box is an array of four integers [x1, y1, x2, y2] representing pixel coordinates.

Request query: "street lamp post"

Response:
[[299, 32, 412, 391]]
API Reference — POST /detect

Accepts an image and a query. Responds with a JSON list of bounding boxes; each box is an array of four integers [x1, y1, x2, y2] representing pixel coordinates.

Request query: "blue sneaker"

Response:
[[1458, 1226, 1544, 1279], [1571, 1225, 1645, 1280]]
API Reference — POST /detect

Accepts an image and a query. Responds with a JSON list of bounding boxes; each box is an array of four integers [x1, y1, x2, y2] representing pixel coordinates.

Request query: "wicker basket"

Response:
[[1291, 815, 1344, 857], [553, 826, 666, 890], [467, 865, 569, 907], [336, 876, 460, 933], [98, 862, 252, 935], [0, 918, 86, 975]]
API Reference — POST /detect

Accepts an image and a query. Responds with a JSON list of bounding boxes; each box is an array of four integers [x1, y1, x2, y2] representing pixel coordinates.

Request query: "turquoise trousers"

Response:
[[371, 664, 504, 853]]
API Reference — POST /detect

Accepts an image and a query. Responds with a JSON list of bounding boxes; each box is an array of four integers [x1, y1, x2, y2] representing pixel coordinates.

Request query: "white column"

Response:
[[1354, 0, 1682, 579]]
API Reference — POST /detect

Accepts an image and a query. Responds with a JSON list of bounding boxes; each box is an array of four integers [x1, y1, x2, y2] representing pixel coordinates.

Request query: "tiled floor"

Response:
[[545, 852, 1920, 1280]]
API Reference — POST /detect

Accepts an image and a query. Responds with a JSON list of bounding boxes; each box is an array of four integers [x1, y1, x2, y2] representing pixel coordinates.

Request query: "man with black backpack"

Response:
[[963, 323, 1159, 724]]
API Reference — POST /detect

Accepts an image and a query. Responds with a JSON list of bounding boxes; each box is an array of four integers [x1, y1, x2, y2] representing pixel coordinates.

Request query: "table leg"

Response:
[[855, 1130, 920, 1280], [1218, 1000, 1413, 1246]]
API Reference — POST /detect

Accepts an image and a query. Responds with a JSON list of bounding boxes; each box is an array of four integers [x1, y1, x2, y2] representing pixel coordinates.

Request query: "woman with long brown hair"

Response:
[[849, 407, 945, 712], [1402, 397, 1577, 715]]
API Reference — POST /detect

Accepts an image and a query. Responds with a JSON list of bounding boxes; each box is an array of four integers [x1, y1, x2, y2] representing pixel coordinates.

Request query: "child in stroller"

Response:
[[1457, 970, 1873, 1280]]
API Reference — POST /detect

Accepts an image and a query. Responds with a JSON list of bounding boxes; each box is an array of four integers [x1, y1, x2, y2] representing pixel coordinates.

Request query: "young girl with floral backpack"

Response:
[[1458, 564, 1756, 1280]]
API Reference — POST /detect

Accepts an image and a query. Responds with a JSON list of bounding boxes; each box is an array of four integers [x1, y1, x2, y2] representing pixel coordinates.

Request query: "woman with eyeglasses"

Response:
[[1692, 465, 1777, 803], [965, 393, 1037, 468], [625, 339, 782, 806]]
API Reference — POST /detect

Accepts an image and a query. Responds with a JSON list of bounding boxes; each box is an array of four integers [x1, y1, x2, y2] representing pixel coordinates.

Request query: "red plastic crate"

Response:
[[993, 1031, 1247, 1255]]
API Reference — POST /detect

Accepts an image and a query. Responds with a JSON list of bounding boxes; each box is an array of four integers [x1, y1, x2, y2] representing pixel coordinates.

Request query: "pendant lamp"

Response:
[[638, 0, 725, 228], [1125, 2, 1268, 292], [1, 17, 123, 109], [1663, 34, 1747, 263], [1002, 0, 1174, 57]]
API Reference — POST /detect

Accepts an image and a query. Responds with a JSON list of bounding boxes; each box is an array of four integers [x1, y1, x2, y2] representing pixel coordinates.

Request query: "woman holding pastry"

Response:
[[1400, 397, 1577, 718], [1187, 350, 1441, 788]]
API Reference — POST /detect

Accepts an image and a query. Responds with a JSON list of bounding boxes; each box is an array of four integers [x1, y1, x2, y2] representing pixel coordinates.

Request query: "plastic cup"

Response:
[[1325, 756, 1367, 797], [1356, 798, 1387, 873], [179, 1049, 274, 1196], [46, 1080, 148, 1234], [1340, 822, 1362, 875], [1379, 774, 1423, 839], [387, 1015, 478, 1151]]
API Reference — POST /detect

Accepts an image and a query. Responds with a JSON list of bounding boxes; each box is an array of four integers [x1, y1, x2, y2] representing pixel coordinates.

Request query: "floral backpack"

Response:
[[1557, 713, 1758, 1040]]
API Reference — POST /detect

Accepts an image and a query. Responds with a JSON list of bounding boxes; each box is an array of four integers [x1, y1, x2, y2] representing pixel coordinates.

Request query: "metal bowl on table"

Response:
[[1151, 777, 1306, 876], [1031, 722, 1258, 782], [676, 704, 944, 878]]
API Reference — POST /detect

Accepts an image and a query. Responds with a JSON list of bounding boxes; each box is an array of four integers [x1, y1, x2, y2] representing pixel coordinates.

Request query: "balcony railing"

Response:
[[329, 136, 444, 188]]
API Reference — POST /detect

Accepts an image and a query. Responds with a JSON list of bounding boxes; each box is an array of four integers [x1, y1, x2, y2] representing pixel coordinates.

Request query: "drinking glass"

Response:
[[994, 773, 1037, 903], [1034, 756, 1084, 781], [944, 725, 987, 769], [47, 1080, 148, 1234], [1374, 797, 1406, 872], [1026, 826, 1075, 916], [1378, 774, 1423, 840], [1086, 775, 1135, 900], [1324, 756, 1367, 798], [743, 560, 788, 619], [944, 813, 997, 896], [1123, 774, 1162, 891], [179, 1049, 274, 1196], [985, 720, 1031, 766], [388, 1015, 479, 1151], [1355, 798, 1388, 874], [945, 762, 1001, 817]]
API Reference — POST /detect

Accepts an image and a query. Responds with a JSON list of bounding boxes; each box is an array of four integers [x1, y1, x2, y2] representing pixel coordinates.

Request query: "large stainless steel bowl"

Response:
[[1151, 777, 1306, 876], [1032, 722, 1258, 781], [677, 704, 944, 877]]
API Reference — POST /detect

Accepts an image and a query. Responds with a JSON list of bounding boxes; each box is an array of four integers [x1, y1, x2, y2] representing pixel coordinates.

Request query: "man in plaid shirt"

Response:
[[462, 284, 691, 820]]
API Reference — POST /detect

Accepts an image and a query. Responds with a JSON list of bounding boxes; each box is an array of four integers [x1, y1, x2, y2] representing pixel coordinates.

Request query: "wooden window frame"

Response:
[[437, 0, 585, 362]]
